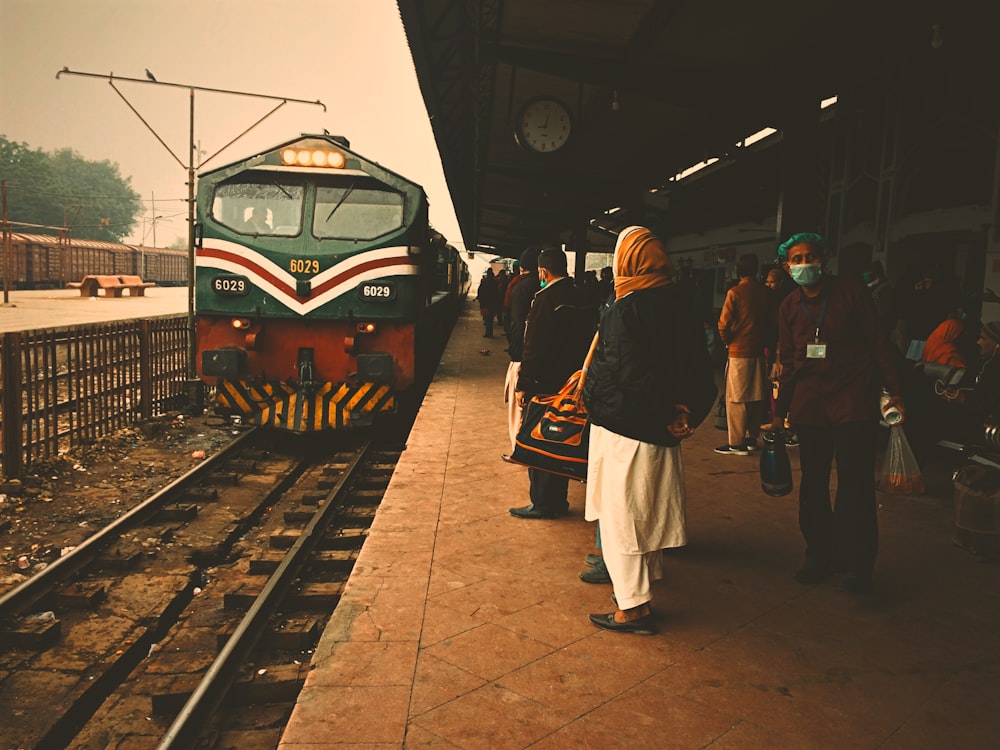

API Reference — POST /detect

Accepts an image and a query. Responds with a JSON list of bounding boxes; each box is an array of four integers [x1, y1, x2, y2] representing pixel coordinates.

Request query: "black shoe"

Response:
[[579, 559, 611, 584], [745, 440, 760, 452], [794, 560, 831, 585], [588, 611, 657, 635], [583, 553, 603, 568], [509, 504, 565, 520], [840, 573, 874, 595], [715, 444, 749, 456]]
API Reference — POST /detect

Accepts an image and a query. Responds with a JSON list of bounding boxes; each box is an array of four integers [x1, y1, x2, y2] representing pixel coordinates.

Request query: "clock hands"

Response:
[[515, 98, 570, 153]]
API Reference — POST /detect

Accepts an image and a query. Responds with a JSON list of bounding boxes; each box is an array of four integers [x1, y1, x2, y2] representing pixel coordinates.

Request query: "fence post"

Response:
[[139, 320, 152, 421], [2, 332, 24, 478]]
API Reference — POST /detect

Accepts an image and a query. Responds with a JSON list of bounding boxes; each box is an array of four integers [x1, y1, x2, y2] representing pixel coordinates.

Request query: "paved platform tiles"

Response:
[[0, 287, 189, 333], [272, 300, 999, 749]]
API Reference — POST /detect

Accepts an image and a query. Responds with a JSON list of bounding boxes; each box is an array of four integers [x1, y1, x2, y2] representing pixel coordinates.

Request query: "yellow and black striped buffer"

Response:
[[214, 379, 396, 431]]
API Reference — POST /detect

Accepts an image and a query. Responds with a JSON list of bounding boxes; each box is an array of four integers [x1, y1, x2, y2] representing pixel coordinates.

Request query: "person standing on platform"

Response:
[[502, 260, 521, 335], [583, 226, 716, 634], [495, 269, 510, 328], [503, 248, 540, 451], [715, 253, 772, 456], [761, 232, 904, 595], [765, 265, 800, 447], [510, 247, 594, 519], [477, 268, 500, 338]]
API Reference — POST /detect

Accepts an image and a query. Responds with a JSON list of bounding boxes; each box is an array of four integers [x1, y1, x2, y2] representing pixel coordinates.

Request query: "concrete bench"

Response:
[[118, 275, 157, 296], [67, 275, 128, 297], [66, 275, 157, 297]]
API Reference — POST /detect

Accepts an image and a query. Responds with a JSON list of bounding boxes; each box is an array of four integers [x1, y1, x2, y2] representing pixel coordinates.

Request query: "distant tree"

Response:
[[168, 237, 188, 250], [0, 135, 142, 242]]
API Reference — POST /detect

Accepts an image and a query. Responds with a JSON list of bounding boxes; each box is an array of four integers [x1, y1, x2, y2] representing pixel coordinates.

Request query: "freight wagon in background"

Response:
[[1, 232, 188, 289]]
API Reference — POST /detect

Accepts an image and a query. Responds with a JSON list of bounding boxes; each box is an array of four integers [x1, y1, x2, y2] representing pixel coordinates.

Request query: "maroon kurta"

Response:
[[775, 275, 902, 426]]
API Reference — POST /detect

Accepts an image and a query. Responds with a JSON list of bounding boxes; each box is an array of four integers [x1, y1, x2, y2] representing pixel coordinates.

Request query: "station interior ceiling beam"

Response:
[[398, 0, 1000, 257]]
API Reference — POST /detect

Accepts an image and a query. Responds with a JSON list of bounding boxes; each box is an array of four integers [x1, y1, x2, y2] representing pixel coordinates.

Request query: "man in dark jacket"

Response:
[[477, 268, 501, 337], [510, 247, 595, 519]]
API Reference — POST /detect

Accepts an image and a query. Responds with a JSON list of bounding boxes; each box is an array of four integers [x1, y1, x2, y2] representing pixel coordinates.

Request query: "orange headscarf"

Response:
[[613, 226, 674, 298], [922, 318, 968, 368]]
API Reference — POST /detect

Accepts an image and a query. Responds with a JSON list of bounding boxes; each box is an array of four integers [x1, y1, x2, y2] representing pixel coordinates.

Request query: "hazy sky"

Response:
[[0, 0, 463, 249]]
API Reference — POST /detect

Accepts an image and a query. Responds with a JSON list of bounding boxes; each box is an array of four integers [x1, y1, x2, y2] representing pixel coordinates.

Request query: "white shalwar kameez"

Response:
[[503, 360, 522, 452], [585, 423, 687, 610]]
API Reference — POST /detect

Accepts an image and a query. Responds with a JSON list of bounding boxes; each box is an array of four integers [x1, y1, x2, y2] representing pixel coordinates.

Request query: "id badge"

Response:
[[806, 342, 828, 359]]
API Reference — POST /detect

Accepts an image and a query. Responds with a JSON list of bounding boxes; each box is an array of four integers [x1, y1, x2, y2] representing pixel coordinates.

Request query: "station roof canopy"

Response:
[[397, 0, 994, 257]]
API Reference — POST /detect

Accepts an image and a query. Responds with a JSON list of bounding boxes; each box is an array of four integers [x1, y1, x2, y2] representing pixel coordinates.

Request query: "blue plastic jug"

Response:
[[760, 430, 793, 496]]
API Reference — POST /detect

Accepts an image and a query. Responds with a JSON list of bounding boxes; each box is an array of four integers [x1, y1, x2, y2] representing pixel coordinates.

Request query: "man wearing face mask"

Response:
[[761, 233, 904, 594]]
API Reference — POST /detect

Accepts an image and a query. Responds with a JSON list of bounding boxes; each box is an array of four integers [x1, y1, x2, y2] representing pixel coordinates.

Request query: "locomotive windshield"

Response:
[[212, 177, 304, 236], [314, 183, 404, 240], [210, 173, 405, 241]]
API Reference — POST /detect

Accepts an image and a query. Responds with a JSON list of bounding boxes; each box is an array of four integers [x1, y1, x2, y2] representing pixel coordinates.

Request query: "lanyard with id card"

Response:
[[801, 295, 828, 359]]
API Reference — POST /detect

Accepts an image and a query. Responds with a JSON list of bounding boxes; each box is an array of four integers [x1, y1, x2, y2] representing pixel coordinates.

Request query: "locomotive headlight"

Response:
[[279, 147, 346, 168], [231, 318, 252, 329], [357, 322, 377, 334]]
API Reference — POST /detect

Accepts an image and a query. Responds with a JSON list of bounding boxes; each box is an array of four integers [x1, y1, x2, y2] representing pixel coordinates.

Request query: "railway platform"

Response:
[[278, 299, 999, 749], [0, 286, 188, 333]]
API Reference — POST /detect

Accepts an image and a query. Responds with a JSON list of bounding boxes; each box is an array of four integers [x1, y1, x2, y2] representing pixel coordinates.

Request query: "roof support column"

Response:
[[571, 222, 590, 281], [774, 97, 823, 247]]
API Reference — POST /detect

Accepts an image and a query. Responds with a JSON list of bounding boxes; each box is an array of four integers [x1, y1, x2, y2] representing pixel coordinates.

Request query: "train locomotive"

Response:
[[194, 134, 468, 432]]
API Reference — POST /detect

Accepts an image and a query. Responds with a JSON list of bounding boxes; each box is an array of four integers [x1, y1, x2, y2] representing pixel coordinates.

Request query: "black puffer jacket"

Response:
[[516, 278, 596, 396], [584, 284, 716, 447]]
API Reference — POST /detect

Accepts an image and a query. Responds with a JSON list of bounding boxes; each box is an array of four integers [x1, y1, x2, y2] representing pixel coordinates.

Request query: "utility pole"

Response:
[[56, 67, 326, 409], [1, 181, 9, 306]]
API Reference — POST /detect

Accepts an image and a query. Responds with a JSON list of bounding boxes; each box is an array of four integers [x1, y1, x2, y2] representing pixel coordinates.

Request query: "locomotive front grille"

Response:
[[214, 378, 395, 431]]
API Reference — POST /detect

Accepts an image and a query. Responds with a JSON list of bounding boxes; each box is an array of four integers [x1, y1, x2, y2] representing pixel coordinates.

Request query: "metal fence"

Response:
[[0, 314, 189, 477]]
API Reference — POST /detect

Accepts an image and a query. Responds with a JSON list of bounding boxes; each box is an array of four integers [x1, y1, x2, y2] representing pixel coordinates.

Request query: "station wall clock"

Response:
[[514, 97, 572, 154]]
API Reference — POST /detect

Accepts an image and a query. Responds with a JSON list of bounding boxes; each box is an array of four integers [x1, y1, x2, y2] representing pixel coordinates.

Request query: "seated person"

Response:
[[951, 321, 1000, 447], [922, 306, 976, 368], [908, 309, 978, 459], [242, 207, 272, 235]]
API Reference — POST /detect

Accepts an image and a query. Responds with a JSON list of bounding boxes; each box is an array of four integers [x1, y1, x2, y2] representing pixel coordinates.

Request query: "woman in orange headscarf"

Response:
[[582, 226, 717, 634]]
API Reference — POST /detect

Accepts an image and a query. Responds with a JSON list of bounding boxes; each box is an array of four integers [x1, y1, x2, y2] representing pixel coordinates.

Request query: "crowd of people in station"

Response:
[[477, 228, 1000, 635]]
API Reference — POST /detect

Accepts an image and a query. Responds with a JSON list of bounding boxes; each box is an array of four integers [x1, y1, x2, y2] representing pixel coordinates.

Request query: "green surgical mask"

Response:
[[789, 263, 822, 286]]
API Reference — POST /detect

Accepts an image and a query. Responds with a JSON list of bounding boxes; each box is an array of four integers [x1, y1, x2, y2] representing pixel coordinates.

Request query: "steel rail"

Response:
[[157, 439, 375, 750], [0, 428, 258, 622]]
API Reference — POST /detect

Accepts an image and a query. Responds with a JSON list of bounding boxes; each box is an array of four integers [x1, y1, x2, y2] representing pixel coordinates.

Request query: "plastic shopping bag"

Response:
[[880, 424, 925, 495]]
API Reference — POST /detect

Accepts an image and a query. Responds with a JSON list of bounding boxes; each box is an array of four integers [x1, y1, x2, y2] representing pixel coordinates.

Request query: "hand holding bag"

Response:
[[505, 333, 598, 481]]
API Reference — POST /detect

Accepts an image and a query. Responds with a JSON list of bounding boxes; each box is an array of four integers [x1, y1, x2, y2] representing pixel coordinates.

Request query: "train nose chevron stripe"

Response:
[[196, 240, 418, 315], [214, 378, 396, 432]]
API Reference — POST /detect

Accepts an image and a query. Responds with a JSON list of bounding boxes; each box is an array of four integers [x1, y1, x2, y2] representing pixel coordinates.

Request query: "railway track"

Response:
[[0, 428, 402, 749]]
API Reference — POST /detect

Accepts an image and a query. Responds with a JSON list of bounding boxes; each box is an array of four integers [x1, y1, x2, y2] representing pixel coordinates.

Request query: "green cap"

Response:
[[778, 232, 825, 259]]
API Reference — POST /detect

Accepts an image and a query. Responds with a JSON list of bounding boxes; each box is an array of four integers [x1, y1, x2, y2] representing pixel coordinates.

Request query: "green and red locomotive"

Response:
[[195, 134, 468, 431]]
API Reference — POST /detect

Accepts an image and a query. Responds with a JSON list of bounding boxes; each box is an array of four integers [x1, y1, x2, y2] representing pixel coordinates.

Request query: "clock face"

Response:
[[515, 97, 572, 153]]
